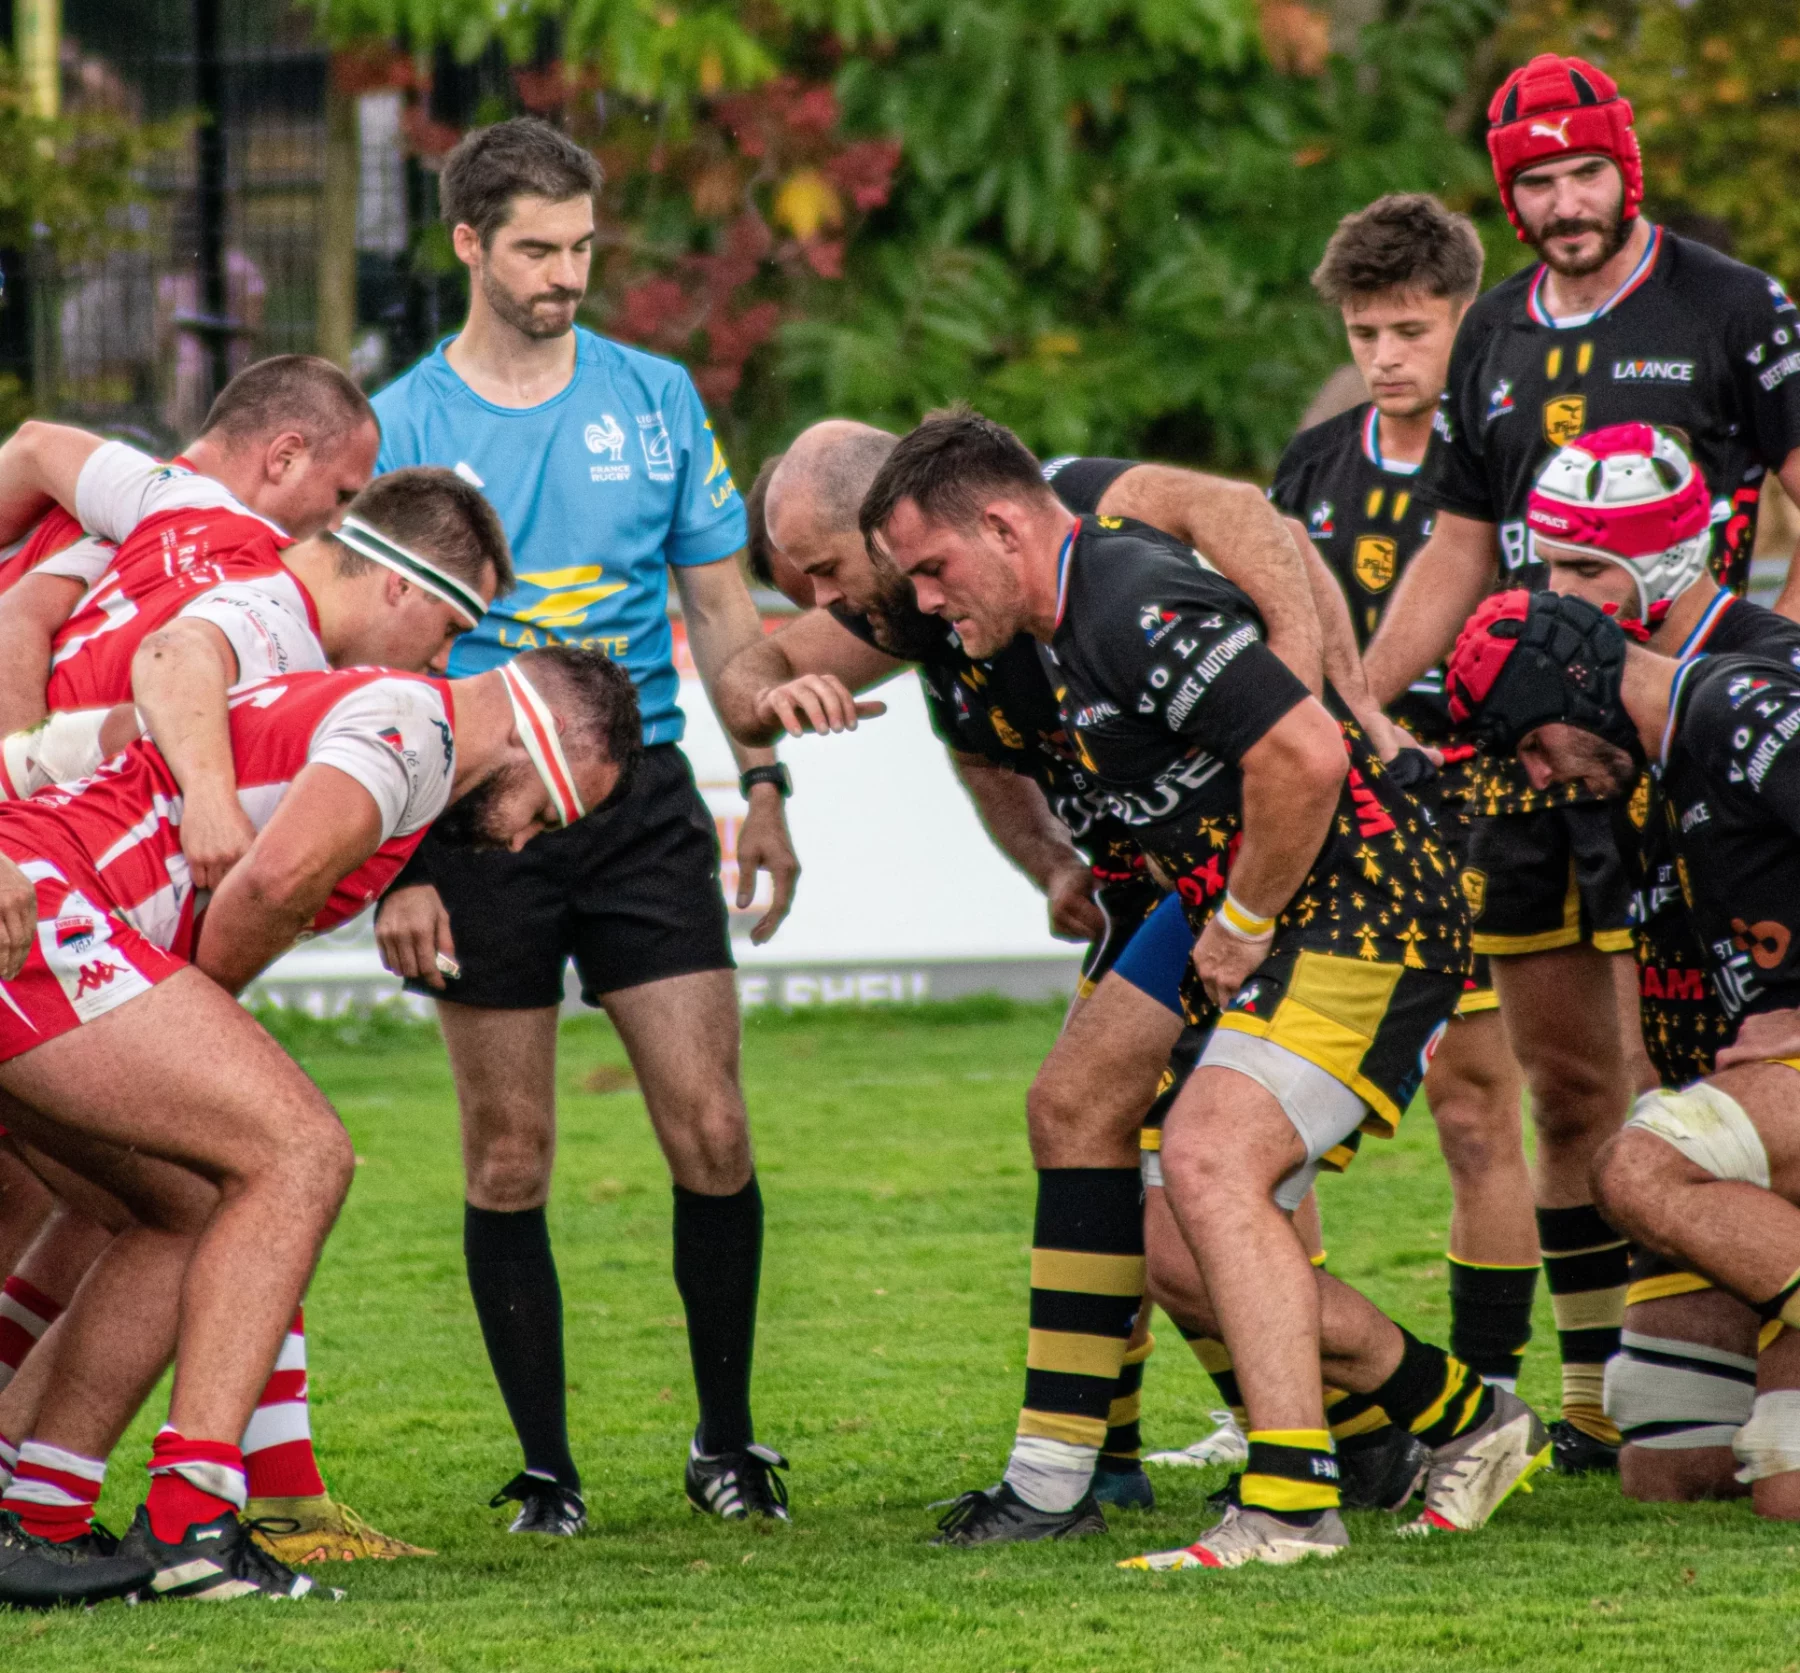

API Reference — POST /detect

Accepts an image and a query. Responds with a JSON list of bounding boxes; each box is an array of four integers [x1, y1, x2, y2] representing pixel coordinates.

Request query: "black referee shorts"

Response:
[[404, 742, 733, 1010]]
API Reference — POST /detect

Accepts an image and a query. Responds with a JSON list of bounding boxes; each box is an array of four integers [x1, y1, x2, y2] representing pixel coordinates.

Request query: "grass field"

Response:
[[6, 997, 1800, 1671]]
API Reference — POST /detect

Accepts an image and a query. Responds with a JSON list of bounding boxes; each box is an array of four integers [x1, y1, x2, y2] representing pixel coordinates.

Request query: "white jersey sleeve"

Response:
[[306, 677, 455, 840], [73, 442, 261, 544], [34, 533, 116, 587], [176, 573, 328, 685]]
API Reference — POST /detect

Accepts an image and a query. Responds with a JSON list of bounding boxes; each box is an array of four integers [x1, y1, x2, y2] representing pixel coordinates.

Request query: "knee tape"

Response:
[[1603, 1331, 1755, 1450], [1624, 1084, 1771, 1189], [1734, 1390, 1800, 1483]]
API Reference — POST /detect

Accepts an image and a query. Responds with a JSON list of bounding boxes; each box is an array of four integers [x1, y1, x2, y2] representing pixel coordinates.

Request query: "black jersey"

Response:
[[1658, 648, 1800, 1032], [1423, 227, 1800, 593], [1635, 596, 1800, 1081], [1271, 403, 1447, 740], [1043, 514, 1467, 978]]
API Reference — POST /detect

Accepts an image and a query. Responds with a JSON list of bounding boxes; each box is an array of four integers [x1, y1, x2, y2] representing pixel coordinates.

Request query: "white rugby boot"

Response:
[[1143, 1410, 1249, 1469], [1120, 1503, 1348, 1571], [1399, 1386, 1551, 1535]]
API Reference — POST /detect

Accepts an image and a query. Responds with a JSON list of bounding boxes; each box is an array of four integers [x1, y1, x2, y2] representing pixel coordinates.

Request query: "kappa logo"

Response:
[[73, 960, 124, 998], [1528, 116, 1572, 147]]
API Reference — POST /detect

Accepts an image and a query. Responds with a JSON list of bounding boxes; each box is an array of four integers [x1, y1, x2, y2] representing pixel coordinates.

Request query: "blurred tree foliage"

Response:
[[313, 0, 1507, 471], [1502, 1, 1800, 287]]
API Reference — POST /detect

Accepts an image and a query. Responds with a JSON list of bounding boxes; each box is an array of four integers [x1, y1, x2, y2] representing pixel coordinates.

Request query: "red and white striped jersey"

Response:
[[0, 505, 117, 597], [0, 667, 456, 960], [46, 443, 295, 711]]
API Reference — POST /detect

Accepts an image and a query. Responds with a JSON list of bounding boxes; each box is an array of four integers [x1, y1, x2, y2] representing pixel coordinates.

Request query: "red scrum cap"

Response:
[[1486, 54, 1643, 240]]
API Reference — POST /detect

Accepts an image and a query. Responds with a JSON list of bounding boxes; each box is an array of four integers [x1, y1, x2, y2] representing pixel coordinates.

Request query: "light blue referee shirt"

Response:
[[371, 327, 747, 746]]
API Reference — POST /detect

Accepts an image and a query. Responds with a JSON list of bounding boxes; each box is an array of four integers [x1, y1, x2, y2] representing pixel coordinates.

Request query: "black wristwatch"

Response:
[[740, 763, 792, 798]]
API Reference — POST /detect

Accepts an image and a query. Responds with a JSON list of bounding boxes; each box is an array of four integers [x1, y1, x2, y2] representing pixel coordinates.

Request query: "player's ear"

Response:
[[264, 429, 307, 482], [451, 223, 484, 270]]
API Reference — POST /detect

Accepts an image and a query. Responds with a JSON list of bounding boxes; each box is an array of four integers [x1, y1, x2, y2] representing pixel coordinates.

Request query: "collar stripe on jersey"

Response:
[[1662, 651, 1706, 768], [1676, 589, 1735, 663], [1052, 524, 1076, 627], [500, 661, 584, 826], [1361, 407, 1422, 477], [1526, 224, 1663, 329], [333, 516, 487, 628]]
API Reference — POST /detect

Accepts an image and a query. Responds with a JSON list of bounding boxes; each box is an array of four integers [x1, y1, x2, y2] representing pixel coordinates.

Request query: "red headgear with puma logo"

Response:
[[1486, 54, 1643, 241]]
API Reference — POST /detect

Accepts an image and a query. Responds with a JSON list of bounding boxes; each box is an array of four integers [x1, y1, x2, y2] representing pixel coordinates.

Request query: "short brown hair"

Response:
[[196, 354, 374, 453], [744, 452, 784, 588], [516, 643, 643, 793], [440, 117, 604, 247], [339, 467, 515, 596], [858, 406, 1052, 543], [1311, 193, 1485, 307]]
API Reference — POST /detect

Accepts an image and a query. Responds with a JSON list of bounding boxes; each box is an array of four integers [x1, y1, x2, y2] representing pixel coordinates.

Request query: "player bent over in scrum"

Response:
[[0, 647, 637, 1606], [1447, 588, 1800, 1518], [868, 410, 1549, 1570]]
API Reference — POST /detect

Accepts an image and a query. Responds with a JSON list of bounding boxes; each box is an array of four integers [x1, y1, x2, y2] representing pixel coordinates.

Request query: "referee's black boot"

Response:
[[490, 1471, 587, 1536]]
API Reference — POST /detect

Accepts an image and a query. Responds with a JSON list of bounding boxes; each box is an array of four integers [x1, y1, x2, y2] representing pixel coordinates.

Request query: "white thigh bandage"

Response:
[[1197, 1032, 1368, 1212], [1140, 1147, 1163, 1190], [1734, 1390, 1800, 1483], [1604, 1331, 1756, 1450], [1624, 1084, 1771, 1189]]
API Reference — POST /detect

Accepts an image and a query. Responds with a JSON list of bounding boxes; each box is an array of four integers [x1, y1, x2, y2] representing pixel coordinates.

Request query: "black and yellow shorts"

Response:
[[1138, 1022, 1206, 1188], [1465, 803, 1633, 959], [1077, 866, 1166, 1000]]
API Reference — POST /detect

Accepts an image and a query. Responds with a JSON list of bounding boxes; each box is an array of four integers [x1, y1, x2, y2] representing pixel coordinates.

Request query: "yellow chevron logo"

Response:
[[514, 565, 628, 629]]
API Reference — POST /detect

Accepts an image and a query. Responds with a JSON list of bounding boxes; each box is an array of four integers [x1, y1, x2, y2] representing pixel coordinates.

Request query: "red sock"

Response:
[[242, 1308, 326, 1500], [146, 1429, 246, 1544], [0, 1277, 61, 1387], [2, 1441, 104, 1541]]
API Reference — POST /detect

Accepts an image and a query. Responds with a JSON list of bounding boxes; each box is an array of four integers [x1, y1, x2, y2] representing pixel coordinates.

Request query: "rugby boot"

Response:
[[490, 1471, 586, 1536], [930, 1481, 1106, 1546], [685, 1440, 790, 1521], [117, 1505, 337, 1601], [0, 1512, 151, 1608], [1121, 1504, 1348, 1571], [246, 1494, 435, 1563], [1144, 1410, 1249, 1470], [1092, 1458, 1156, 1511], [1548, 1419, 1620, 1476], [1400, 1388, 1551, 1535], [1338, 1425, 1432, 1512]]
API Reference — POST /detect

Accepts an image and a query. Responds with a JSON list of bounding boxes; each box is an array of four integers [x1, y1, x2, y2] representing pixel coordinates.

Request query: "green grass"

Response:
[[8, 1000, 1800, 1670]]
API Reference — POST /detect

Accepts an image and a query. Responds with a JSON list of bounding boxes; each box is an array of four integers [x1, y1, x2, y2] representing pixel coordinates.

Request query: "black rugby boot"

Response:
[[0, 1512, 151, 1608], [1092, 1457, 1156, 1511], [1338, 1425, 1432, 1511], [685, 1440, 790, 1521], [490, 1471, 587, 1536], [1549, 1419, 1620, 1475], [117, 1505, 331, 1601], [930, 1481, 1106, 1546]]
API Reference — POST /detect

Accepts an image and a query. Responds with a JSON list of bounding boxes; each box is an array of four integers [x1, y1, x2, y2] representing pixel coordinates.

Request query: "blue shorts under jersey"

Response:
[[371, 327, 748, 746], [1112, 891, 1190, 1017]]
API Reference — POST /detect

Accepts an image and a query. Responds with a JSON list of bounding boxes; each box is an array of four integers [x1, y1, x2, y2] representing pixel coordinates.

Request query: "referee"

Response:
[[371, 119, 799, 1532]]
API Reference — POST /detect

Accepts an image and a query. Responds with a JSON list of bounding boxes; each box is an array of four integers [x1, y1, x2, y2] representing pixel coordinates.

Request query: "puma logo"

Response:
[[1529, 117, 1572, 146]]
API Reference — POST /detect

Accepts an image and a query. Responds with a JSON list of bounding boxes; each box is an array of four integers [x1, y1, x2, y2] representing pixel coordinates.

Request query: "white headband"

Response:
[[334, 515, 487, 629], [500, 661, 585, 827]]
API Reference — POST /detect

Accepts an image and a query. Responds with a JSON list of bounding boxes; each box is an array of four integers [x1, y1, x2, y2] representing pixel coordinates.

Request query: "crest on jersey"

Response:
[[1543, 394, 1587, 446], [1308, 501, 1335, 538], [1460, 868, 1486, 919], [585, 415, 627, 460], [636, 411, 675, 482], [1486, 379, 1515, 421], [1139, 603, 1180, 645], [54, 913, 95, 951], [1352, 535, 1398, 594], [989, 707, 1025, 751], [378, 726, 405, 754], [1628, 774, 1651, 829]]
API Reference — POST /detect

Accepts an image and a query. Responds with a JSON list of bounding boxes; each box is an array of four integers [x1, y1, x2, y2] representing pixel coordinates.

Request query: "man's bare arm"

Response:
[[1096, 464, 1324, 694], [1770, 449, 1800, 624], [0, 421, 105, 539], [1362, 511, 1500, 706], [131, 618, 254, 891], [193, 762, 385, 994], [952, 752, 1104, 942], [715, 607, 903, 746], [0, 572, 87, 734]]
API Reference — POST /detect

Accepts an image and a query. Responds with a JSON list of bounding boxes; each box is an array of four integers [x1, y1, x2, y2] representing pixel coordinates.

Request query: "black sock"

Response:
[[1370, 1326, 1493, 1447], [464, 1204, 577, 1490], [1448, 1258, 1538, 1384], [673, 1176, 764, 1455]]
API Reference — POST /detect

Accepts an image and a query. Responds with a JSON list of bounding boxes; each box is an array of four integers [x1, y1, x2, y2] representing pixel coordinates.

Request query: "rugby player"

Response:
[[1363, 53, 1800, 1471], [1275, 194, 1538, 1395], [869, 410, 1547, 1571], [0, 428, 508, 1562], [1446, 588, 1800, 1518], [0, 642, 638, 1604], [1527, 422, 1800, 1503], [370, 118, 797, 1532]]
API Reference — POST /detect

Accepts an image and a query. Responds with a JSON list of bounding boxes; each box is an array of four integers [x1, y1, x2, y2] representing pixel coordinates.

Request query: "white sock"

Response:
[[1003, 1434, 1097, 1512]]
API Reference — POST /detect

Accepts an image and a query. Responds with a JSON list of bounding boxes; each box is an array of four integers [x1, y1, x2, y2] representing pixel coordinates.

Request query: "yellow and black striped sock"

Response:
[[1754, 1266, 1800, 1330], [1099, 1334, 1154, 1468], [1537, 1205, 1627, 1444], [1324, 1386, 1390, 1443], [1448, 1257, 1538, 1388], [1241, 1429, 1338, 1525], [1370, 1326, 1493, 1448], [1005, 1168, 1144, 1511], [1177, 1327, 1247, 1427]]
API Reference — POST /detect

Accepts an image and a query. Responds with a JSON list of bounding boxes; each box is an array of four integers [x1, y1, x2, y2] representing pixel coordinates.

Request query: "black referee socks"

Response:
[[464, 1203, 580, 1491], [673, 1176, 764, 1456]]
